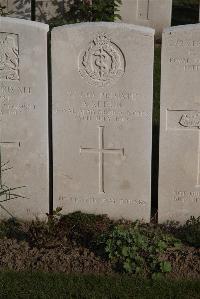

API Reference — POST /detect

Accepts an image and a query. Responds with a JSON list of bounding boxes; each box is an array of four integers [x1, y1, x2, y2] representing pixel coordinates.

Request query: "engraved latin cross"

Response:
[[137, 0, 150, 20], [80, 126, 124, 193]]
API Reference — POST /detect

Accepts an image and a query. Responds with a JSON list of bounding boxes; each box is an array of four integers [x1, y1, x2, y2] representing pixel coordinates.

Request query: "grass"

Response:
[[0, 271, 199, 299]]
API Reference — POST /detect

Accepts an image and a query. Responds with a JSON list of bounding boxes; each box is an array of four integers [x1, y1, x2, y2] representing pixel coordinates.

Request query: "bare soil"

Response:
[[0, 215, 199, 279], [0, 238, 113, 274]]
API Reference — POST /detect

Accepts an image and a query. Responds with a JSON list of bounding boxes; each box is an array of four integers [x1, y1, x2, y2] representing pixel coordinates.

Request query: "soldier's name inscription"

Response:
[[53, 88, 149, 122]]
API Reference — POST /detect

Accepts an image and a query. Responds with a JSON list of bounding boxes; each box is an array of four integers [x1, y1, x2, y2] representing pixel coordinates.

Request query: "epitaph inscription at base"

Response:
[[52, 23, 154, 221]]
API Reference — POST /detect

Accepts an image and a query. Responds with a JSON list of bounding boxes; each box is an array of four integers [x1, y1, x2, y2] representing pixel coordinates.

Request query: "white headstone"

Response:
[[159, 24, 200, 223], [118, 0, 172, 39], [0, 17, 49, 220], [52, 22, 154, 221], [2, 0, 31, 19]]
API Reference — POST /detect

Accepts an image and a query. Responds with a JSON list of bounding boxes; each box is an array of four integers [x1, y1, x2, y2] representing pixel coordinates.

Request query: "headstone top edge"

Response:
[[52, 22, 155, 36], [163, 23, 200, 34], [0, 17, 49, 31]]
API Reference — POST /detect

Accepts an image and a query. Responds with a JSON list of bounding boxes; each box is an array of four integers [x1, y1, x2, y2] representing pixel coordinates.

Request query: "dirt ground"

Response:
[[0, 215, 199, 279], [0, 236, 199, 279]]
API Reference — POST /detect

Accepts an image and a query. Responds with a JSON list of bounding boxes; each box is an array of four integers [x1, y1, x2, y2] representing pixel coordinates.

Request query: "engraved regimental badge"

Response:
[[0, 33, 19, 81], [79, 33, 125, 87], [179, 112, 200, 129]]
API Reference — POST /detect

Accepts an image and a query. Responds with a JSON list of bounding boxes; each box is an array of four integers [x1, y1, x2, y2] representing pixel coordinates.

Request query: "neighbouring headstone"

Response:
[[2, 0, 31, 20], [52, 23, 154, 221], [118, 0, 172, 39], [0, 17, 49, 219], [159, 24, 200, 223]]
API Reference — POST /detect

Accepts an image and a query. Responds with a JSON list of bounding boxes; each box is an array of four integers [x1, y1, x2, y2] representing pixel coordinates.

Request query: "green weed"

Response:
[[99, 221, 182, 276]]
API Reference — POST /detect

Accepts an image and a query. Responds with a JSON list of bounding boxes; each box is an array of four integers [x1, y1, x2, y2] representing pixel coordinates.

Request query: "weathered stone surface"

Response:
[[2, 0, 31, 20], [52, 22, 154, 221], [0, 17, 49, 219], [159, 24, 200, 223], [118, 0, 172, 39]]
